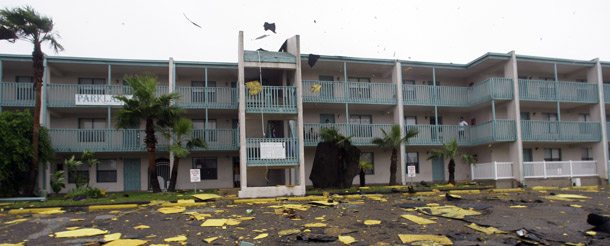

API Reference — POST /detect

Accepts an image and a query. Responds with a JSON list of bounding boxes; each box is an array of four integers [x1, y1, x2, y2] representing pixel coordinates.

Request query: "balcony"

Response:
[[523, 160, 598, 178], [521, 120, 601, 142], [246, 86, 296, 113], [246, 138, 299, 167], [402, 78, 513, 107], [49, 128, 238, 152], [174, 87, 237, 109], [404, 120, 516, 146], [518, 79, 598, 103], [191, 129, 239, 150], [302, 81, 397, 105], [46, 84, 168, 107], [604, 84, 610, 103], [471, 162, 514, 180], [0, 82, 35, 107], [303, 124, 393, 146]]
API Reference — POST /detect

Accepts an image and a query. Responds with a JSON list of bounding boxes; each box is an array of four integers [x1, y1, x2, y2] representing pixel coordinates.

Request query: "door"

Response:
[[579, 114, 590, 135], [232, 157, 240, 188], [431, 156, 445, 181], [430, 116, 443, 142], [523, 148, 533, 177], [267, 120, 284, 138], [232, 119, 239, 148], [542, 113, 558, 136], [123, 158, 141, 191]]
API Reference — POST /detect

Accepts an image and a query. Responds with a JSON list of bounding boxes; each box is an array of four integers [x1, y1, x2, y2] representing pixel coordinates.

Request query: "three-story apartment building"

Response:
[[1, 32, 608, 198]]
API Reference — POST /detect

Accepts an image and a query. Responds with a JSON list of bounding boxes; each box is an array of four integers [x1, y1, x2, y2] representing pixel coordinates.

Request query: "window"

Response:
[[406, 152, 419, 173], [78, 78, 106, 95], [361, 152, 374, 175], [193, 158, 217, 180], [544, 148, 561, 161], [404, 116, 417, 125], [581, 148, 593, 161], [193, 119, 217, 142], [348, 77, 370, 99], [79, 118, 106, 142], [191, 81, 217, 103], [68, 162, 89, 184], [97, 159, 117, 182], [350, 115, 372, 137], [16, 76, 34, 100]]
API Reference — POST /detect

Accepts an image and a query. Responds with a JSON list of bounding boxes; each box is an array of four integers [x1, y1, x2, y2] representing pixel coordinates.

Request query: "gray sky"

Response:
[[1, 0, 609, 64]]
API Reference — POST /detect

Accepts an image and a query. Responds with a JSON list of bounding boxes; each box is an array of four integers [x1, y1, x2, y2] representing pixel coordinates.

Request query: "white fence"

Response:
[[471, 162, 514, 180], [523, 160, 597, 179]]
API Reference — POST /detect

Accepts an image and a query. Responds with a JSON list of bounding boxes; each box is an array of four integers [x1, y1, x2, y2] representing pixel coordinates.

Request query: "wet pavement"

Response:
[[1, 187, 610, 245]]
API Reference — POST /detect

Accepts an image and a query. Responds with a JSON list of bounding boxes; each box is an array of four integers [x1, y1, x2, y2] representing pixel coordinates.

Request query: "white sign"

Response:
[[75, 94, 131, 106], [407, 165, 417, 177], [260, 142, 286, 159], [190, 169, 201, 182]]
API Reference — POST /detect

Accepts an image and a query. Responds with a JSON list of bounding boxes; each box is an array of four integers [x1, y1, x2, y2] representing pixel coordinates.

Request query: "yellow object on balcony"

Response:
[[245, 80, 262, 95]]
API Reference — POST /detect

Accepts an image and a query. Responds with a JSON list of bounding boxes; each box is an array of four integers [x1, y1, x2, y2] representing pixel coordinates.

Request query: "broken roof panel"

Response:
[[244, 50, 296, 63]]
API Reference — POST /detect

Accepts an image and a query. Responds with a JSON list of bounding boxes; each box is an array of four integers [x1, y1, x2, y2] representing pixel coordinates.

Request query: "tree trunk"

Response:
[[168, 157, 180, 192], [24, 44, 44, 196], [448, 159, 456, 185], [146, 118, 162, 193], [359, 170, 365, 187], [389, 148, 398, 185]]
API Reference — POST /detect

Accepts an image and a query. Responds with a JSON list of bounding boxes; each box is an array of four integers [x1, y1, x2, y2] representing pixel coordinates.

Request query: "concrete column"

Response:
[[238, 31, 248, 191], [392, 61, 406, 185], [290, 35, 306, 195], [168, 58, 175, 178], [504, 51, 524, 186], [587, 59, 608, 182], [41, 58, 48, 126]]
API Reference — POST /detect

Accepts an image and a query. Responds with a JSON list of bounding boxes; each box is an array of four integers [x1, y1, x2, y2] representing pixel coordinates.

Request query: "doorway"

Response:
[[430, 116, 443, 142], [431, 156, 445, 181], [267, 120, 284, 138], [123, 158, 141, 191], [232, 157, 240, 188]]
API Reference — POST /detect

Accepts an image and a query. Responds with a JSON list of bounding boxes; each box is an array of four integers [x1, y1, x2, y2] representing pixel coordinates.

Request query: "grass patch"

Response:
[[306, 183, 491, 195], [1, 189, 217, 209]]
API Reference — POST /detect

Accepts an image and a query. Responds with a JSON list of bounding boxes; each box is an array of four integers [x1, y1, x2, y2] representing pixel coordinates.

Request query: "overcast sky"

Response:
[[1, 0, 609, 64]]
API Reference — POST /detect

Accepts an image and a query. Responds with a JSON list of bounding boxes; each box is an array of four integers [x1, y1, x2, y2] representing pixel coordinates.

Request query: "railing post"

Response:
[[470, 163, 475, 180], [493, 161, 498, 180], [569, 160, 573, 178], [542, 160, 547, 179]]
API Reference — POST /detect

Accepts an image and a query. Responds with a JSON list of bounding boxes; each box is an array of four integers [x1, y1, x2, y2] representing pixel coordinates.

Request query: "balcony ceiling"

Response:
[[175, 67, 237, 80], [517, 61, 590, 78], [2, 60, 34, 75]]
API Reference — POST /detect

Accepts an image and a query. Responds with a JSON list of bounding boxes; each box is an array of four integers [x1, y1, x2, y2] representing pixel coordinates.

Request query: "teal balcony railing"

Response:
[[402, 78, 513, 107], [303, 123, 393, 146], [174, 87, 238, 109], [403, 120, 516, 146], [607, 122, 609, 141], [302, 81, 397, 104], [521, 120, 601, 142], [191, 129, 239, 150], [604, 84, 610, 103], [518, 79, 598, 103], [0, 82, 35, 107], [246, 86, 296, 113], [49, 128, 239, 152], [46, 84, 168, 107], [246, 138, 299, 167]]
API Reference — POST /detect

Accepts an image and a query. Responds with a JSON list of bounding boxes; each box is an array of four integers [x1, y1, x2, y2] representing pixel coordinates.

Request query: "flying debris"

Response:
[[183, 13, 202, 28], [255, 34, 270, 40], [308, 54, 320, 68], [264, 22, 276, 33]]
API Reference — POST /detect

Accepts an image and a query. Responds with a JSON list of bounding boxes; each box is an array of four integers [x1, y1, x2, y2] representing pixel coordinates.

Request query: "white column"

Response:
[[504, 51, 524, 186], [588, 59, 608, 182], [168, 58, 175, 183], [392, 61, 406, 185], [237, 31, 248, 192]]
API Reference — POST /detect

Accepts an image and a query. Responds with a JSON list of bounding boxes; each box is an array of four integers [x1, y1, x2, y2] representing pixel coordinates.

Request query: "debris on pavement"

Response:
[[338, 235, 357, 244], [4, 218, 27, 225], [164, 235, 187, 242], [278, 229, 301, 237], [397, 234, 453, 245], [104, 232, 121, 241], [104, 239, 148, 246], [296, 235, 337, 242], [465, 223, 508, 235], [416, 205, 481, 219], [363, 220, 381, 225], [587, 213, 610, 233], [157, 206, 186, 214], [401, 214, 437, 225], [304, 222, 327, 228], [192, 193, 221, 201], [133, 225, 150, 229], [201, 218, 227, 227], [203, 236, 219, 243], [54, 228, 108, 238], [253, 233, 268, 240]]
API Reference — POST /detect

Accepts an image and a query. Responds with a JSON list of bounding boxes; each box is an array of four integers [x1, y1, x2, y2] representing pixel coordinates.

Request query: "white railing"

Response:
[[471, 162, 514, 180], [523, 160, 597, 178]]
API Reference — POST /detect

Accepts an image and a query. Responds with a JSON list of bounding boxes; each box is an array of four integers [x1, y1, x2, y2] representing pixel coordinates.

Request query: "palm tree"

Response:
[[158, 118, 206, 192], [115, 74, 183, 193], [426, 139, 475, 185], [372, 125, 418, 186], [320, 128, 353, 168], [1, 6, 63, 196]]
